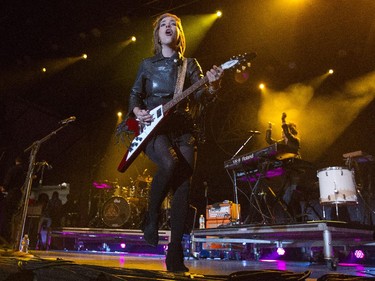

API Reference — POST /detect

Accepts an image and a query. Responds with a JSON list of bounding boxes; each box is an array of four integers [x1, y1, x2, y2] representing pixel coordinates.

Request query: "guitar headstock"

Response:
[[221, 52, 257, 72]]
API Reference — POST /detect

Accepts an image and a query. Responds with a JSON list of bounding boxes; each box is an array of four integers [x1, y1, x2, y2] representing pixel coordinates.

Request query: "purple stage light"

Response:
[[354, 249, 365, 259]]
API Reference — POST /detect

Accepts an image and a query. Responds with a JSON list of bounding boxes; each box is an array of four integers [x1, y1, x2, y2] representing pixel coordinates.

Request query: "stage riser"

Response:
[[49, 235, 166, 254], [47, 227, 171, 255]]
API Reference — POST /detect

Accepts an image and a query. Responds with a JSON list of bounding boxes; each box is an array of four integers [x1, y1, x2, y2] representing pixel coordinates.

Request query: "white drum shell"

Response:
[[317, 167, 357, 205]]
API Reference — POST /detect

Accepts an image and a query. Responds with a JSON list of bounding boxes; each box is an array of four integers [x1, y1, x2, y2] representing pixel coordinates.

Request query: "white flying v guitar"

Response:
[[117, 52, 256, 173]]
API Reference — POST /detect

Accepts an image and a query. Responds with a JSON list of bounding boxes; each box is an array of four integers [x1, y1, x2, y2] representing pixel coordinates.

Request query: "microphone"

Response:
[[249, 130, 261, 135], [59, 116, 76, 124], [35, 161, 53, 169], [45, 161, 53, 170]]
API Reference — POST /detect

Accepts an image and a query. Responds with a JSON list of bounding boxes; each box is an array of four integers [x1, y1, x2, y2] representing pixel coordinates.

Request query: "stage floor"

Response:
[[1, 249, 375, 280], [1, 221, 375, 280]]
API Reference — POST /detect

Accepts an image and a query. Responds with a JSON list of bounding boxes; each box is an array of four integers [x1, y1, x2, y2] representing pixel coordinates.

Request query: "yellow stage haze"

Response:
[[302, 71, 375, 161], [257, 72, 375, 162]]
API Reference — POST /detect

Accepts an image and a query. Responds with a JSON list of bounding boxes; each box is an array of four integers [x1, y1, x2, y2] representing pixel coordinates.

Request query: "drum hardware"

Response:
[[160, 195, 172, 229], [129, 185, 137, 197], [159, 208, 171, 230], [113, 185, 130, 198], [161, 194, 171, 210]]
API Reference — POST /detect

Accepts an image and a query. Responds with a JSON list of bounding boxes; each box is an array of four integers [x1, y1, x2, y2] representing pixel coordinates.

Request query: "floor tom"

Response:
[[317, 167, 357, 205]]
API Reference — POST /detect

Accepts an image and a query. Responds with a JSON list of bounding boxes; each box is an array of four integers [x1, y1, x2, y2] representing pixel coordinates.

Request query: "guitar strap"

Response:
[[174, 58, 187, 98]]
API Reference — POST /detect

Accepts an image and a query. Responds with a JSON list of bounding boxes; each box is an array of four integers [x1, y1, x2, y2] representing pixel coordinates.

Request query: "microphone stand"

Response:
[[14, 123, 71, 252], [229, 132, 257, 225], [231, 133, 256, 160]]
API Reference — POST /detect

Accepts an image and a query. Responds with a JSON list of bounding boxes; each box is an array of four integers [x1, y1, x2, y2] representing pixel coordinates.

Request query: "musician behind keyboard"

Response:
[[266, 112, 300, 158], [265, 112, 302, 223]]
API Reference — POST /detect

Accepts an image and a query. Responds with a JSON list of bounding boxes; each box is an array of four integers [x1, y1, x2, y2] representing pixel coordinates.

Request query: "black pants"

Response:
[[145, 133, 195, 244]]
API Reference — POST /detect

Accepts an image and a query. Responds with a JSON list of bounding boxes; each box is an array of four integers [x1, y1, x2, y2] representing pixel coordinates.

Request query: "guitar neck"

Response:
[[163, 76, 209, 113]]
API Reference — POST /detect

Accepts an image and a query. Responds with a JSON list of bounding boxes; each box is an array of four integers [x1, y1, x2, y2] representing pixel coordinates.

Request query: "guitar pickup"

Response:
[[156, 107, 162, 118]]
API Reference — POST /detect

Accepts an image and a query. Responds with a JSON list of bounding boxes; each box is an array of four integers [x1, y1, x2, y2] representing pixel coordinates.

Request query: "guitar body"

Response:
[[125, 117, 141, 136], [117, 105, 165, 172]]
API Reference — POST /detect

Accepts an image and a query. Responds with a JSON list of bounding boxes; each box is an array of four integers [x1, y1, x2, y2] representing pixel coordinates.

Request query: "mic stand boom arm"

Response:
[[231, 132, 256, 160], [15, 123, 71, 251], [228, 132, 257, 225]]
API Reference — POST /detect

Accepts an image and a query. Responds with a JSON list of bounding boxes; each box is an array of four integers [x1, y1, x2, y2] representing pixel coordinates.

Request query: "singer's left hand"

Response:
[[207, 65, 224, 91]]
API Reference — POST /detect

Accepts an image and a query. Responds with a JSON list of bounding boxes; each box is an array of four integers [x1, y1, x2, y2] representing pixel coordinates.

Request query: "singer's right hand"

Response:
[[133, 107, 153, 125], [268, 122, 272, 129]]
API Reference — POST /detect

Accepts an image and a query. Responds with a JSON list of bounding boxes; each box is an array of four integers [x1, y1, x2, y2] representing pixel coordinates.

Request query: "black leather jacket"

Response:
[[128, 52, 214, 135]]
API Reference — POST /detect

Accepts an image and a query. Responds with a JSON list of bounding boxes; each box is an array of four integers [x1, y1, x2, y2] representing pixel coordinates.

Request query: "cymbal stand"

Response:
[[15, 122, 72, 251]]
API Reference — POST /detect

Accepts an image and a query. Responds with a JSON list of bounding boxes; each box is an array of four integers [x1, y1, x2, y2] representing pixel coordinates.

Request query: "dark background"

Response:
[[1, 0, 374, 225]]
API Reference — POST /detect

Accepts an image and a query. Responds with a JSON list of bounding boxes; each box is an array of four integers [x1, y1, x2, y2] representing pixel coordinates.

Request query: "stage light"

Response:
[[354, 249, 365, 259], [120, 243, 126, 249], [41, 67, 47, 73], [259, 83, 265, 90], [119, 36, 137, 48], [328, 69, 334, 74], [82, 54, 88, 59], [216, 10, 222, 18], [277, 247, 285, 256], [117, 112, 122, 118]]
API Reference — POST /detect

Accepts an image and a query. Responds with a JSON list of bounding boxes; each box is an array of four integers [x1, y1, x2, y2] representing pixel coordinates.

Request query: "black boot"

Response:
[[166, 242, 189, 272], [141, 212, 159, 247]]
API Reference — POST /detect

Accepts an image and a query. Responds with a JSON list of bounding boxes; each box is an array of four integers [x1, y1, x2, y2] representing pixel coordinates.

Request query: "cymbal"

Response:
[[103, 179, 119, 184], [137, 175, 152, 183]]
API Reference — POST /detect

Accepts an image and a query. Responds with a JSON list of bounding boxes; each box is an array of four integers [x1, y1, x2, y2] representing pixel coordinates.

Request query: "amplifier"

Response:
[[206, 202, 240, 221]]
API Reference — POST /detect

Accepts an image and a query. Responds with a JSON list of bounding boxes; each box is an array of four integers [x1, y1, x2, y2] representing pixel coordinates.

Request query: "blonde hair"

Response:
[[152, 13, 186, 55]]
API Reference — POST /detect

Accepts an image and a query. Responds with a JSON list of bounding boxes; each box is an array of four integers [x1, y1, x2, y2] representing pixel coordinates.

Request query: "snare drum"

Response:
[[317, 166, 357, 205]]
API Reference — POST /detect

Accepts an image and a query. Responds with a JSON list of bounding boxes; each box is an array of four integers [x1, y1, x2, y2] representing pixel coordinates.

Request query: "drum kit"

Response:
[[91, 175, 153, 229]]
